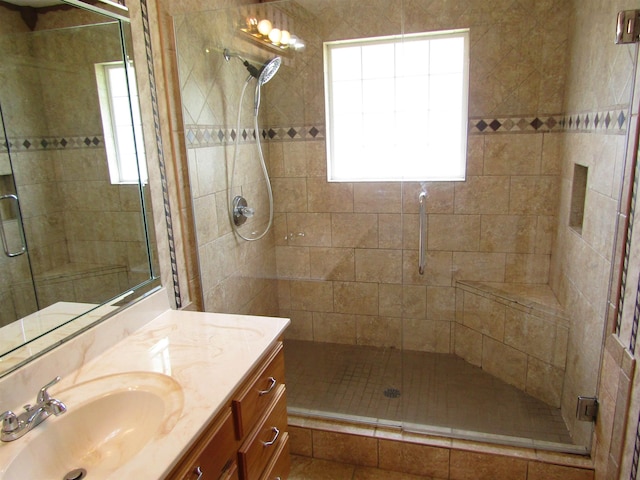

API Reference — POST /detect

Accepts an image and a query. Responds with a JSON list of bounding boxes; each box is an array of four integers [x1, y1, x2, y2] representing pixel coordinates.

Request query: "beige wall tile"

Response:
[[379, 283, 403, 318], [462, 291, 506, 341], [480, 215, 538, 253], [313, 312, 357, 344], [505, 253, 550, 283], [288, 426, 313, 457], [509, 176, 558, 215], [356, 315, 402, 348], [483, 133, 543, 176], [273, 177, 308, 212], [466, 135, 485, 176], [403, 318, 452, 353], [286, 213, 332, 247], [454, 176, 510, 214], [290, 279, 334, 312], [453, 252, 506, 283], [402, 182, 455, 214], [334, 281, 379, 316], [379, 214, 403, 249], [427, 286, 457, 322], [454, 323, 483, 367], [403, 250, 453, 286], [285, 310, 314, 341], [378, 439, 450, 478], [449, 450, 527, 480], [354, 182, 402, 213], [526, 356, 563, 407], [276, 246, 310, 279], [355, 249, 403, 283], [331, 213, 378, 248], [312, 431, 378, 467], [429, 215, 481, 251], [308, 178, 354, 212], [504, 308, 555, 363], [527, 461, 593, 480], [402, 285, 427, 319], [309, 247, 355, 281], [482, 336, 527, 390]]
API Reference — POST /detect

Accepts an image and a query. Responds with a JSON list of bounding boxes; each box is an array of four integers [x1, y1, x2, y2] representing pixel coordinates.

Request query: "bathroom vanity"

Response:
[[0, 288, 290, 479]]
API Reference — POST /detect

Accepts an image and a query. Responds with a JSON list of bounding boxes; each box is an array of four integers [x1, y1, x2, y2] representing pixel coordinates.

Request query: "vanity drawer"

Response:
[[238, 385, 288, 480], [170, 408, 238, 480], [259, 431, 290, 480], [233, 342, 285, 439]]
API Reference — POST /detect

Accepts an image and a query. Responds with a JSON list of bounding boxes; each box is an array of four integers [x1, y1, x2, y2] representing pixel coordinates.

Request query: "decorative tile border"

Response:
[[185, 108, 626, 149], [1, 135, 104, 153], [184, 124, 326, 148], [140, 0, 182, 308], [631, 410, 640, 480], [469, 115, 563, 134], [470, 108, 628, 135]]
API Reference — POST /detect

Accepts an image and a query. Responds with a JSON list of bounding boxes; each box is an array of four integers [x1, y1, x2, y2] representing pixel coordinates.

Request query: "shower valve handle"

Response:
[[240, 206, 255, 218]]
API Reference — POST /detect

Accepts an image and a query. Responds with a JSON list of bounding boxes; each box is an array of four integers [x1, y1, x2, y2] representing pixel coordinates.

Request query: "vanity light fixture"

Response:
[[240, 16, 305, 51]]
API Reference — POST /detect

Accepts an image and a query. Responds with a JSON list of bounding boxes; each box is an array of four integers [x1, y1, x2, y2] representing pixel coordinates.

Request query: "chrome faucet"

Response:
[[0, 376, 67, 442]]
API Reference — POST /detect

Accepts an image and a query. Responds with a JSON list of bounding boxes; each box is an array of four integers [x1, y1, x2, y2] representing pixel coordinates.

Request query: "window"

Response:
[[95, 62, 147, 184], [324, 29, 469, 182]]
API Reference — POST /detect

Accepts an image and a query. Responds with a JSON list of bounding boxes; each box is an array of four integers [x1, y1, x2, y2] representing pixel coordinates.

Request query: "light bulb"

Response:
[[280, 30, 291, 45], [257, 19, 272, 36], [268, 28, 282, 44]]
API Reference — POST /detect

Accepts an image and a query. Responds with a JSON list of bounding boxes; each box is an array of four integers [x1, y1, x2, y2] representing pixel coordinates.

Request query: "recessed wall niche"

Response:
[[569, 163, 588, 234]]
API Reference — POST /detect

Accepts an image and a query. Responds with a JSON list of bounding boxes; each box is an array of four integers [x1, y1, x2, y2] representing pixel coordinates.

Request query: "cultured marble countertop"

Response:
[[0, 303, 290, 479]]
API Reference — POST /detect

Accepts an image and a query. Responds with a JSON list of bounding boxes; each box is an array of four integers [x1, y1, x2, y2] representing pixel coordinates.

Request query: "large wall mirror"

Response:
[[0, 0, 160, 377]]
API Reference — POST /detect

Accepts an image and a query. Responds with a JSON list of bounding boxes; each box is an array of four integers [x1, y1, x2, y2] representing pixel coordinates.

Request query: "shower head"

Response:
[[258, 56, 281, 85], [223, 48, 281, 85]]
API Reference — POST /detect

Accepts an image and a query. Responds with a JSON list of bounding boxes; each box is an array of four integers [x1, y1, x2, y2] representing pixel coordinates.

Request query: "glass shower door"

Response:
[[0, 104, 38, 329]]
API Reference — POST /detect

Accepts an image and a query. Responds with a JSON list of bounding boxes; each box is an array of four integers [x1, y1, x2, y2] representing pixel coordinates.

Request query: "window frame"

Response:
[[323, 29, 470, 183], [95, 61, 148, 185]]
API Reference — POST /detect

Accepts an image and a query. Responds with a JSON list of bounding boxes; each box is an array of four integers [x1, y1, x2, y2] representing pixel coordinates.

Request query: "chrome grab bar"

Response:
[[0, 194, 27, 258], [418, 192, 426, 275]]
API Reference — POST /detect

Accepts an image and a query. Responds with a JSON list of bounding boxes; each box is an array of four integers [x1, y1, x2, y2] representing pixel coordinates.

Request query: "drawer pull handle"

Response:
[[262, 426, 280, 447], [194, 466, 203, 479], [258, 376, 277, 396]]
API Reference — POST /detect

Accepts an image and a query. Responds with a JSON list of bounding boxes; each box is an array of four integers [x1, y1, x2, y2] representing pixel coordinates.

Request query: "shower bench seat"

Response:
[[454, 281, 569, 408]]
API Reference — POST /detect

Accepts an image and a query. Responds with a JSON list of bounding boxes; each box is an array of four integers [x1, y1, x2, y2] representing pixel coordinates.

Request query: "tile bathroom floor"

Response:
[[284, 340, 573, 445]]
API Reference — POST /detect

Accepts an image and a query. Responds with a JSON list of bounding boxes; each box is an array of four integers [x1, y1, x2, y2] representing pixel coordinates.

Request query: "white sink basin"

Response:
[[1, 372, 183, 479]]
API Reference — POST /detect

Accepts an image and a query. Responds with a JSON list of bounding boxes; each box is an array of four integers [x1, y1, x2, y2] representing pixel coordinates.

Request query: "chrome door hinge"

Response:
[[616, 10, 640, 44], [576, 396, 598, 422]]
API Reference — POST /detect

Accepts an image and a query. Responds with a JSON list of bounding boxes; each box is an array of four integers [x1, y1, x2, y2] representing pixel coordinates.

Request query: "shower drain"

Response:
[[383, 387, 401, 398]]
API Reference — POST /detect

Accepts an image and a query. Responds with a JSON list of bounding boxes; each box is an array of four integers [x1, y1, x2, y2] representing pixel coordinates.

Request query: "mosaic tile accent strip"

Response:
[[470, 108, 628, 135], [617, 126, 640, 337], [185, 124, 326, 148], [469, 115, 563, 134], [140, 0, 182, 308], [561, 107, 628, 134], [631, 410, 640, 480], [1, 135, 104, 153]]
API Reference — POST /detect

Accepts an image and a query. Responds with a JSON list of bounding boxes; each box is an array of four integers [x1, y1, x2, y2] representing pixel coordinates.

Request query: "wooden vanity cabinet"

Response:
[[166, 342, 289, 480]]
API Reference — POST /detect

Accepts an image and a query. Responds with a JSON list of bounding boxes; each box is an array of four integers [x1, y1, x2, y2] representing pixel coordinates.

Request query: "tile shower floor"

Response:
[[284, 340, 574, 446]]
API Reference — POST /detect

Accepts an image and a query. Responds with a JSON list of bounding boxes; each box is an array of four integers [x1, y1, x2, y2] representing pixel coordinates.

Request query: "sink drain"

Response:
[[63, 468, 87, 480]]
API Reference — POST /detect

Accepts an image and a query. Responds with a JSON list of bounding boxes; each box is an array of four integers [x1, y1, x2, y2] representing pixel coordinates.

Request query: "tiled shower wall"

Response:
[[268, 1, 569, 350], [176, 0, 570, 343]]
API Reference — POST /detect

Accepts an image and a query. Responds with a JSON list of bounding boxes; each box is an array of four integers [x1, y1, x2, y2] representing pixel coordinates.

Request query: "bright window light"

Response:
[[324, 29, 469, 182], [95, 62, 147, 185]]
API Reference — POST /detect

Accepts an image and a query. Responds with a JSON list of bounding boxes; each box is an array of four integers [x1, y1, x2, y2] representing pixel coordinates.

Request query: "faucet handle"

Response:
[[0, 411, 18, 433], [37, 376, 61, 403]]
